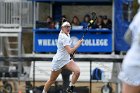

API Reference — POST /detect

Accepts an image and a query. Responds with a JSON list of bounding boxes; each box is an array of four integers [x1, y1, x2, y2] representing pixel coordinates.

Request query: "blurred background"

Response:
[[0, 0, 139, 93]]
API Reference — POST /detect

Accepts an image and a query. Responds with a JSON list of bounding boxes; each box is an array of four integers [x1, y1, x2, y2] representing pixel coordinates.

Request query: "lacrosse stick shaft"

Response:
[[70, 12, 97, 59]]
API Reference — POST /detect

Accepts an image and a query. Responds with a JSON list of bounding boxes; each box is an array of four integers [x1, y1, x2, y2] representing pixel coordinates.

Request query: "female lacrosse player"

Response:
[[118, 0, 140, 93], [42, 21, 83, 93]]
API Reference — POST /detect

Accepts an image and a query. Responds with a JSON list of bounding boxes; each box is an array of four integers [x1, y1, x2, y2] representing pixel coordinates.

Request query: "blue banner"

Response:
[[34, 29, 112, 53]]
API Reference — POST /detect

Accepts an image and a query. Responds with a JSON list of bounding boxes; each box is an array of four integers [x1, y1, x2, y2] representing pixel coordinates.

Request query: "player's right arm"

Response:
[[65, 39, 83, 54]]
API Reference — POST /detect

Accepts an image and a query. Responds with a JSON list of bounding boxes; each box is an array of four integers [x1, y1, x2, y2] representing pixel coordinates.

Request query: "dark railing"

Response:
[[0, 55, 123, 93]]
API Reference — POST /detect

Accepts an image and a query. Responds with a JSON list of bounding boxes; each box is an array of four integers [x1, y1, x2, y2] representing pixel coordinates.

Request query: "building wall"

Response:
[[38, 4, 112, 21], [38, 3, 51, 21], [62, 5, 112, 22]]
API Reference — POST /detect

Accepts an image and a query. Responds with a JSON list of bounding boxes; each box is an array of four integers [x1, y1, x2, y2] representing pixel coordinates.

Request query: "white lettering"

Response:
[[104, 39, 108, 46], [38, 39, 108, 47], [38, 39, 58, 46], [82, 39, 108, 46], [38, 39, 43, 46]]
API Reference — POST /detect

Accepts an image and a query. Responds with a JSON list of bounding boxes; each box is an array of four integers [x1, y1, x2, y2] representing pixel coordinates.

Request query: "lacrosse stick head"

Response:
[[91, 12, 97, 20]]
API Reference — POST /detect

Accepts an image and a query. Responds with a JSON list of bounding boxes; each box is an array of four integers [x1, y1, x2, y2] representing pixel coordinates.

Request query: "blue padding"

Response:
[[114, 0, 131, 52]]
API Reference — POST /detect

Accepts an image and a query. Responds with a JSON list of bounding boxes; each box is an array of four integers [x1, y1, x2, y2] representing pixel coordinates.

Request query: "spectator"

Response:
[[81, 14, 91, 29], [61, 69, 72, 93], [50, 21, 56, 29], [94, 15, 104, 29], [71, 16, 80, 26], [102, 15, 112, 29], [46, 16, 52, 28]]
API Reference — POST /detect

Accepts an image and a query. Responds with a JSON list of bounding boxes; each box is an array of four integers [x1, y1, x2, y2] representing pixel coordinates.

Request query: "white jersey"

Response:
[[118, 10, 140, 86], [51, 31, 71, 71], [124, 12, 140, 65], [129, 11, 140, 51]]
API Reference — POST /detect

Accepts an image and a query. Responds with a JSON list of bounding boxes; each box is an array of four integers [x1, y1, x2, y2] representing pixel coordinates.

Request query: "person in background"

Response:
[[71, 16, 80, 26], [94, 15, 104, 29], [102, 15, 112, 29], [49, 21, 56, 29], [118, 0, 140, 93], [61, 69, 72, 93], [46, 16, 52, 28], [81, 14, 91, 29]]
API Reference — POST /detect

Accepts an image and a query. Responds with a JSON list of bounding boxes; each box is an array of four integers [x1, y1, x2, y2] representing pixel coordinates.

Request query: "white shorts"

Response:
[[118, 50, 140, 86], [118, 67, 140, 86], [51, 59, 70, 71]]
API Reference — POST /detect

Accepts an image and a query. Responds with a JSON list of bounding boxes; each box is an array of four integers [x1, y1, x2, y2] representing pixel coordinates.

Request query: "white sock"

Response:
[[69, 82, 74, 86], [42, 89, 47, 93]]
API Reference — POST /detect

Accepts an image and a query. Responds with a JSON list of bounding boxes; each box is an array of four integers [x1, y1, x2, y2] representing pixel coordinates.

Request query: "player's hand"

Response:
[[81, 39, 84, 42], [79, 39, 84, 44]]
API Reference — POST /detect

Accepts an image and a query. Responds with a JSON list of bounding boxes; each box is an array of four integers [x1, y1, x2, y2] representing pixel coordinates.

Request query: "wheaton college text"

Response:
[[38, 39, 108, 47]]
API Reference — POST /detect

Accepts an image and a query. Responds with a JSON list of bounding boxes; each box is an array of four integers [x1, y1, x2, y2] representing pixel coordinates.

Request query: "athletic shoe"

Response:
[[42, 89, 47, 93], [66, 86, 74, 93]]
